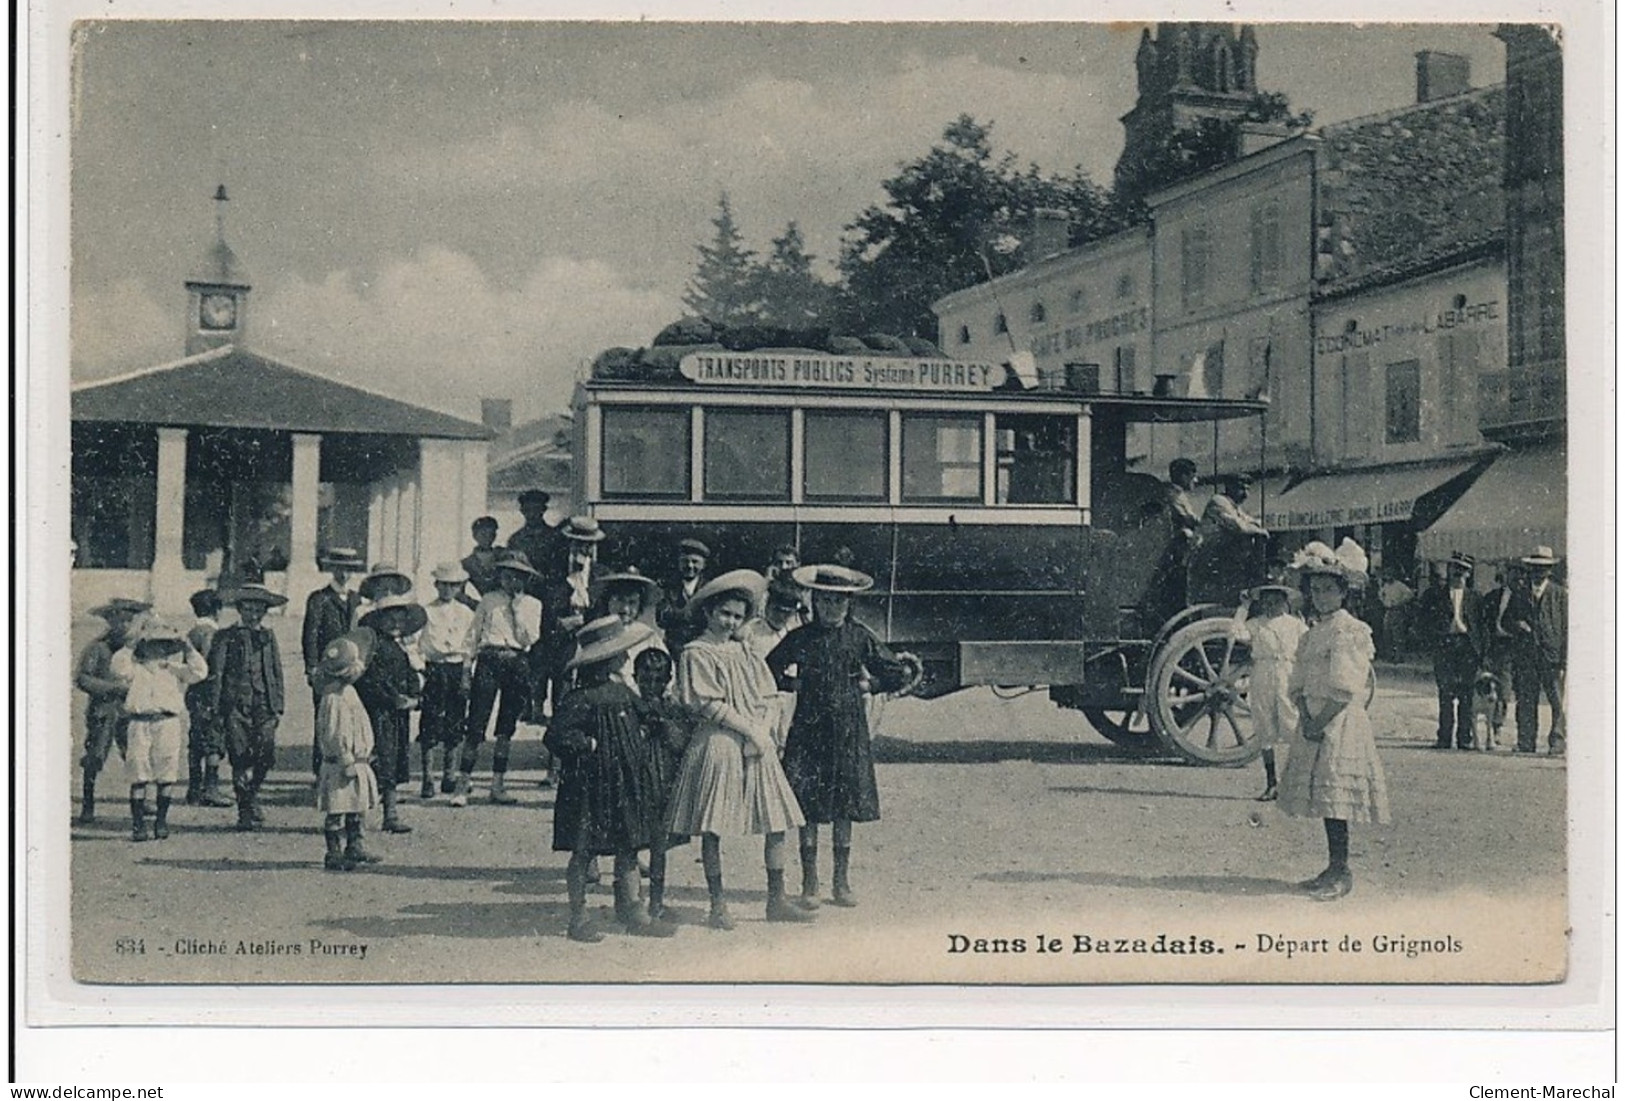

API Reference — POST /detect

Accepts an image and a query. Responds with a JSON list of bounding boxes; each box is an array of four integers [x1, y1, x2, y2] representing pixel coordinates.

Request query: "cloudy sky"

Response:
[[68, 19, 1505, 424]]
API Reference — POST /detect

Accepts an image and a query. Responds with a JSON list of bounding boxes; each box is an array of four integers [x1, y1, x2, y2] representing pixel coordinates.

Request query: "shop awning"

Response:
[[1418, 445, 1567, 563], [1260, 459, 1481, 531]]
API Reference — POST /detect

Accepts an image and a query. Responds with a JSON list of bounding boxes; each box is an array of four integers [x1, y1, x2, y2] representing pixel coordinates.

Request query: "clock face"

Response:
[[199, 293, 238, 331]]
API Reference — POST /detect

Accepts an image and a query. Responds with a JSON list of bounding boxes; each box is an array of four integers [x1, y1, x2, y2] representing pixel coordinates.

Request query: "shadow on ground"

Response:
[[872, 735, 1181, 766], [977, 868, 1301, 897]]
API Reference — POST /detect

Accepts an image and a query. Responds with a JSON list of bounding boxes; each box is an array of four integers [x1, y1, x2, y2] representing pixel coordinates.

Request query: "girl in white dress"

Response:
[[1277, 540, 1391, 901], [664, 570, 815, 930], [1247, 584, 1307, 802]]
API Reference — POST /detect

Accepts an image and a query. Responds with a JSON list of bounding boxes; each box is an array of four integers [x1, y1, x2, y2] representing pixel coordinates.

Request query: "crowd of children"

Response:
[[73, 517, 929, 940]]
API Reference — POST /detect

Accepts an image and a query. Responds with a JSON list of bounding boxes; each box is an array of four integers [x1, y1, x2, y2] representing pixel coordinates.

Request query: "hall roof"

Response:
[[72, 345, 495, 441]]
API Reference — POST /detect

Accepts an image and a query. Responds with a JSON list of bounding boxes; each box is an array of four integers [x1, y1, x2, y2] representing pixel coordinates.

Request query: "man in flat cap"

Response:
[[506, 490, 566, 595], [657, 537, 711, 651]]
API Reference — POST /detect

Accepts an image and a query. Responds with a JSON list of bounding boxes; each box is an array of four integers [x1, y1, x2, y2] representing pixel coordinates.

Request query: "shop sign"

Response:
[[1315, 300, 1500, 355], [1028, 306, 1150, 358], [679, 352, 1003, 392], [1263, 496, 1418, 529]]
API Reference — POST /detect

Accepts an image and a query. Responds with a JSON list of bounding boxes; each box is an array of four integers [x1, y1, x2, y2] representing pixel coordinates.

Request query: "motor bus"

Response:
[[571, 340, 1270, 765]]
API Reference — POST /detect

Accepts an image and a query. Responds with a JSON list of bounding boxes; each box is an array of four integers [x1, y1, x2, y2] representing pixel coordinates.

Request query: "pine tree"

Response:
[[753, 222, 835, 329], [682, 193, 762, 326]]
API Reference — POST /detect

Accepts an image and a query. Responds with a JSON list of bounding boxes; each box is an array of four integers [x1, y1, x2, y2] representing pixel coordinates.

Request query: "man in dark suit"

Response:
[[657, 537, 711, 652], [507, 490, 566, 595], [301, 547, 364, 776], [1506, 546, 1567, 756], [536, 517, 608, 718], [1415, 552, 1486, 749]]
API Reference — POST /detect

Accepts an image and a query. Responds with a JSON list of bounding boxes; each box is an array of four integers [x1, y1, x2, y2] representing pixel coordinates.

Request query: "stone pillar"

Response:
[[150, 427, 189, 613], [287, 433, 323, 607]]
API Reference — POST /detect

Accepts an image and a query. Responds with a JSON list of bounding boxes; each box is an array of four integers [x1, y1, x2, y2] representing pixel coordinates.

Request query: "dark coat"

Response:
[[507, 523, 567, 593], [1414, 584, 1488, 660], [1506, 582, 1567, 666], [354, 633, 421, 786], [302, 586, 359, 676], [765, 618, 912, 824], [205, 624, 285, 717], [657, 578, 706, 652], [543, 678, 664, 854]]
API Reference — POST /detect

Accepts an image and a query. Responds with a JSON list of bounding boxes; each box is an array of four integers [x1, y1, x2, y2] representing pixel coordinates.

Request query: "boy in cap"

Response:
[[419, 563, 475, 798], [113, 619, 209, 841], [205, 584, 287, 831], [657, 538, 711, 651], [74, 598, 149, 824], [183, 589, 234, 807], [303, 548, 364, 776], [455, 551, 543, 806]]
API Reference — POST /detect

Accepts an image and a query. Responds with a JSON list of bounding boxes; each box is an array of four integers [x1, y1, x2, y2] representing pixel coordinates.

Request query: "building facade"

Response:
[[71, 197, 493, 616]]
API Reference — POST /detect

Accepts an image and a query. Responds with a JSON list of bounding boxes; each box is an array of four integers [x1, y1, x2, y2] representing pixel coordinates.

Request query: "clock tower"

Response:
[[184, 184, 251, 356]]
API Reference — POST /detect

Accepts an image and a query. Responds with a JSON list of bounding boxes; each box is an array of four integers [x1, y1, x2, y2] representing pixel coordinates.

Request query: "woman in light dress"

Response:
[[1277, 539, 1390, 901], [663, 570, 816, 930]]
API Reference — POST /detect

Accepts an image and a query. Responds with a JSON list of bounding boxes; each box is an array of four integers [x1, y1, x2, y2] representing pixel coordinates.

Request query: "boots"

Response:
[[615, 864, 676, 937], [419, 747, 436, 800], [185, 758, 204, 805], [1308, 868, 1354, 901], [489, 772, 518, 805], [381, 787, 412, 833], [798, 846, 822, 908], [129, 796, 151, 842], [440, 749, 458, 795], [766, 869, 817, 923], [831, 847, 856, 907], [200, 762, 235, 807], [78, 775, 96, 825], [567, 861, 603, 943], [344, 818, 382, 865], [706, 874, 734, 931], [324, 824, 354, 871], [449, 772, 471, 807], [152, 794, 172, 840], [234, 787, 258, 831]]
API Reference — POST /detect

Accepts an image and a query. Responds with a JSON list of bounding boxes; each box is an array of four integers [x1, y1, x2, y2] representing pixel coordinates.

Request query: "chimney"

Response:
[[1028, 208, 1072, 262], [1415, 50, 1471, 103], [481, 398, 513, 434]]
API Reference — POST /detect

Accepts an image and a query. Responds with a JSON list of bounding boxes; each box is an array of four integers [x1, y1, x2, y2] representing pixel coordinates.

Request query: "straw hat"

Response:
[[1446, 551, 1476, 574], [687, 568, 768, 618], [432, 561, 470, 585], [131, 617, 187, 657], [319, 547, 366, 572], [229, 583, 288, 608], [316, 630, 375, 684], [492, 550, 540, 578], [559, 516, 607, 544], [566, 616, 654, 670], [359, 593, 428, 635], [1247, 583, 1296, 601], [592, 565, 660, 600], [1520, 545, 1560, 567], [88, 597, 151, 620], [358, 563, 412, 602], [791, 564, 875, 594]]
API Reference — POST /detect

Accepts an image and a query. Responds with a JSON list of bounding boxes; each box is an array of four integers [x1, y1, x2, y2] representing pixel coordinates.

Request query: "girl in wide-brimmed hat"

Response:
[[1275, 539, 1390, 902], [765, 564, 923, 908], [664, 570, 817, 929], [542, 616, 674, 942], [111, 619, 210, 842], [1245, 582, 1307, 803], [354, 595, 426, 834], [313, 631, 383, 871], [590, 567, 668, 694]]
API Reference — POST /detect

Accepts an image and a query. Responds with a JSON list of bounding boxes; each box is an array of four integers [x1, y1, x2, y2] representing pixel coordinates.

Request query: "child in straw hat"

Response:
[[543, 616, 674, 942], [766, 564, 922, 908], [314, 632, 383, 871], [111, 619, 209, 841], [355, 595, 426, 834], [205, 584, 287, 832], [74, 597, 149, 824]]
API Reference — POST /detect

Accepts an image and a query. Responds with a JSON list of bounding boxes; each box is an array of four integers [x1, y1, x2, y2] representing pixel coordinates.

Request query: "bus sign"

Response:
[[678, 351, 1005, 393]]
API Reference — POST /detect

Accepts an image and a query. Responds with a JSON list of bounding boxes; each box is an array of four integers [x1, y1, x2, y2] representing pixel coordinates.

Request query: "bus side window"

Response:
[[994, 414, 1076, 505], [602, 406, 690, 498]]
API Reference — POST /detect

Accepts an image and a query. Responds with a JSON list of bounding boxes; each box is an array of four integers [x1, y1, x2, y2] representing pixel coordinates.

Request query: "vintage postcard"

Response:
[[20, 0, 1612, 1044]]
